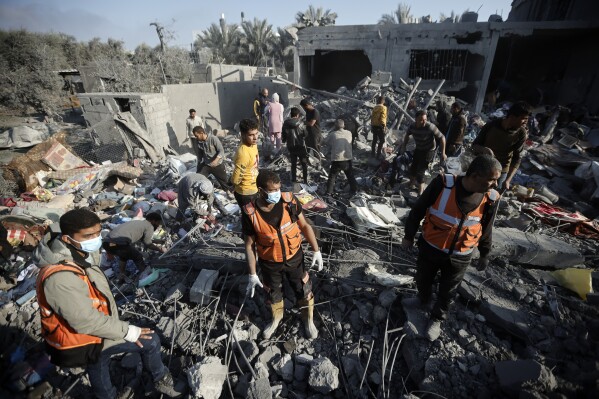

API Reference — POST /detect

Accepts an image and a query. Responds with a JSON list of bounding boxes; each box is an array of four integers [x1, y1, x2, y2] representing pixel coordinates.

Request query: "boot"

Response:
[[263, 301, 284, 339], [298, 297, 319, 339]]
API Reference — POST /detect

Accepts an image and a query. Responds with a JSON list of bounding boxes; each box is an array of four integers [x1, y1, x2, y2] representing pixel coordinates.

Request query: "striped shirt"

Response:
[[407, 122, 443, 151]]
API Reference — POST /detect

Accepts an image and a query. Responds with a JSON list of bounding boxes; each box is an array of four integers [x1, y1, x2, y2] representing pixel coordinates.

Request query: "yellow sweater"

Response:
[[371, 104, 388, 127], [231, 144, 259, 195]]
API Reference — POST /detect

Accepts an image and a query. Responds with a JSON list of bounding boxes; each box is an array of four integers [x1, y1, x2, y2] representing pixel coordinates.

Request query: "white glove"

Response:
[[124, 325, 142, 343], [311, 251, 323, 271], [247, 274, 263, 298]]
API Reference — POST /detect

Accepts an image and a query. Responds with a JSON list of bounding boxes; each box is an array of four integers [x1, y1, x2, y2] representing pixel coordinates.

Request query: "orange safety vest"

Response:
[[36, 262, 110, 367], [422, 174, 498, 256], [244, 192, 303, 263]]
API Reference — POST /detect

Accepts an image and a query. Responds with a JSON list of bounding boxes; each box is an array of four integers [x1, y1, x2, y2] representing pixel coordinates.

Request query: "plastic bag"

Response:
[[551, 268, 593, 300]]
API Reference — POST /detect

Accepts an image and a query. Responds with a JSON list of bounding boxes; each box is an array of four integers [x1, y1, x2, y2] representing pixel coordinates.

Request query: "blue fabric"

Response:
[[87, 332, 166, 399]]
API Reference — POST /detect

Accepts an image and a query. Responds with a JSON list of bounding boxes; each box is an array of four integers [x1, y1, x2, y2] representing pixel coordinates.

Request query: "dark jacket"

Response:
[[282, 117, 308, 152]]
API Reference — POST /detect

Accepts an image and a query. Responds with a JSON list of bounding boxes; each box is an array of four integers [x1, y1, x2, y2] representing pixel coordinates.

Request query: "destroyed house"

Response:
[[295, 17, 599, 113]]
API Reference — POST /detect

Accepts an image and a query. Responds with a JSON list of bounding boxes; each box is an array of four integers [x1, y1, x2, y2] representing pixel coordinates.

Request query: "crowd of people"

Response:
[[32, 87, 532, 398]]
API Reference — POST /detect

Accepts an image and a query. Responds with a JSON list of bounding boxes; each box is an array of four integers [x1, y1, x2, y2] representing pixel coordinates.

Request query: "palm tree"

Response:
[[271, 27, 295, 72], [295, 6, 338, 28], [196, 22, 242, 64], [439, 11, 458, 23], [240, 18, 274, 67], [379, 3, 412, 25]]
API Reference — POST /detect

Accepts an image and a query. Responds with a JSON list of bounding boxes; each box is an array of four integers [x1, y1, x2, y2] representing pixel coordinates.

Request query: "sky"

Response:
[[0, 0, 513, 51]]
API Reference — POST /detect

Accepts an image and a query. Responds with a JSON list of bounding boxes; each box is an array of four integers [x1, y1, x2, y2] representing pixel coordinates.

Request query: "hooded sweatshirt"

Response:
[[33, 233, 128, 350], [282, 117, 308, 151]]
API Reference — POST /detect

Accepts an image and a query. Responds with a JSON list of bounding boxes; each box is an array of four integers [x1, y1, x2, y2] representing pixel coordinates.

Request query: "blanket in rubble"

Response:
[[525, 202, 599, 240]]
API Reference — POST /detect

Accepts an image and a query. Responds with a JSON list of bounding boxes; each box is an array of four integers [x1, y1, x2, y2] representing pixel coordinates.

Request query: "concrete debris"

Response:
[[186, 356, 228, 399], [365, 264, 414, 287], [189, 269, 218, 305], [491, 227, 584, 268], [308, 357, 340, 394], [273, 353, 294, 382], [495, 360, 557, 395]]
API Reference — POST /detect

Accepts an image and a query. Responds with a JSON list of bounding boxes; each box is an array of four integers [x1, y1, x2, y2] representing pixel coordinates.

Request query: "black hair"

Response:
[[145, 212, 162, 224], [507, 101, 532, 118], [256, 170, 281, 190], [299, 99, 311, 107], [290, 107, 301, 118], [192, 125, 205, 134], [239, 118, 258, 134], [466, 155, 502, 177], [451, 102, 462, 111], [60, 208, 101, 237], [189, 109, 196, 113], [378, 96, 385, 104], [415, 109, 426, 119]]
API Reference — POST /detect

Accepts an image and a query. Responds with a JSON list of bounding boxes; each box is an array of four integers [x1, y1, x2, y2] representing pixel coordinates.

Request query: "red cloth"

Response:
[[156, 190, 178, 201]]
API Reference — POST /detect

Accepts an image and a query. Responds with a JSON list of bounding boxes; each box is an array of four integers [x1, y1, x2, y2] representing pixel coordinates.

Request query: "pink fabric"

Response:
[[267, 102, 284, 133]]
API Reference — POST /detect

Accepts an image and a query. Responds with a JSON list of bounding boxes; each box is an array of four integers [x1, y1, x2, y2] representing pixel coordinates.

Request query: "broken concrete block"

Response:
[[378, 289, 398, 308], [273, 353, 294, 382], [369, 203, 401, 224], [156, 316, 195, 350], [490, 227, 584, 268], [365, 264, 414, 287], [308, 357, 339, 394], [186, 356, 228, 399], [246, 377, 272, 399], [190, 269, 219, 305], [236, 339, 259, 362], [164, 283, 186, 303], [495, 360, 557, 395], [346, 206, 392, 232]]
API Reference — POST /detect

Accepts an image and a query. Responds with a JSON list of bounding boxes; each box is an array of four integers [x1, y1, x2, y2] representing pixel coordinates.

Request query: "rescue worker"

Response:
[[177, 173, 229, 220], [33, 208, 180, 398], [243, 170, 323, 339], [401, 155, 501, 341], [102, 213, 166, 282]]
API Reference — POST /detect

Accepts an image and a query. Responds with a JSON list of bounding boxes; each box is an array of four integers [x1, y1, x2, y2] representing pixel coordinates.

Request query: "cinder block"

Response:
[[190, 269, 219, 305]]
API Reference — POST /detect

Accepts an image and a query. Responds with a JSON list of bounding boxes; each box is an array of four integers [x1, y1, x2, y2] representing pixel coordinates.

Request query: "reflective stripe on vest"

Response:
[[244, 192, 303, 263], [423, 174, 498, 256], [36, 263, 109, 350]]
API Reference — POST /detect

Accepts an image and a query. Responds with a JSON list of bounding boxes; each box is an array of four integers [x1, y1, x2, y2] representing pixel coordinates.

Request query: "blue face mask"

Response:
[[265, 190, 281, 204], [69, 235, 103, 253]]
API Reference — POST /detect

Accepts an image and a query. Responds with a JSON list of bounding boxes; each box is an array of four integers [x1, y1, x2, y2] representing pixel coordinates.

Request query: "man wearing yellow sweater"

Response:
[[371, 96, 388, 159], [232, 119, 260, 206]]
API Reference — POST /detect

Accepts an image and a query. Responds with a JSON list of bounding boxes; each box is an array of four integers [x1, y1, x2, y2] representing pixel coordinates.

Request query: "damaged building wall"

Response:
[[296, 20, 599, 113], [78, 93, 172, 160], [161, 78, 289, 144], [191, 63, 262, 83], [508, 0, 599, 22], [296, 23, 494, 104]]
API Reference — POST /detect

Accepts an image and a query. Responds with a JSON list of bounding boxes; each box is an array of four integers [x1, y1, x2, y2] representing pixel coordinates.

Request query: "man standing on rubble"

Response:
[[401, 155, 501, 341], [193, 125, 232, 195], [186, 108, 205, 157], [371, 95, 388, 159], [445, 102, 467, 157], [34, 208, 180, 398], [102, 213, 166, 283], [231, 118, 260, 206], [243, 170, 323, 340], [253, 87, 269, 132], [325, 119, 358, 196], [177, 173, 229, 220], [283, 107, 310, 184], [399, 110, 447, 195], [472, 101, 531, 190], [300, 98, 322, 153]]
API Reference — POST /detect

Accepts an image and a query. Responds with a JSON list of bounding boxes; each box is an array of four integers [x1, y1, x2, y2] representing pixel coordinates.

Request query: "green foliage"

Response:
[[295, 6, 338, 28], [379, 3, 413, 25]]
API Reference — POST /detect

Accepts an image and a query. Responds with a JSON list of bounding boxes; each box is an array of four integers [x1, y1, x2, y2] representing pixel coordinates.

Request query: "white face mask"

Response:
[[68, 235, 102, 253]]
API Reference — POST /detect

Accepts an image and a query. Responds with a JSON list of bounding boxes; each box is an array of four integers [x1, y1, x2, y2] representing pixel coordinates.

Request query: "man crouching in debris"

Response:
[[401, 155, 501, 341], [103, 213, 166, 283], [34, 209, 181, 398], [176, 173, 229, 220], [243, 170, 323, 339]]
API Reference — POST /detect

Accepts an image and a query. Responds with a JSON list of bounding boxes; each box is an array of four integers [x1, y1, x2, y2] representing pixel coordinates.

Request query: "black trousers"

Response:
[[326, 160, 358, 194], [260, 251, 311, 304], [290, 148, 308, 183], [198, 163, 231, 192], [409, 149, 434, 184], [234, 191, 257, 208], [371, 126, 385, 157], [416, 237, 472, 320], [102, 242, 145, 269], [306, 127, 322, 153]]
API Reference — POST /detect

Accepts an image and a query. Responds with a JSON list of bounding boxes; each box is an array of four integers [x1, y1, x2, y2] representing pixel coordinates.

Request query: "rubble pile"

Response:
[[1, 76, 599, 399]]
